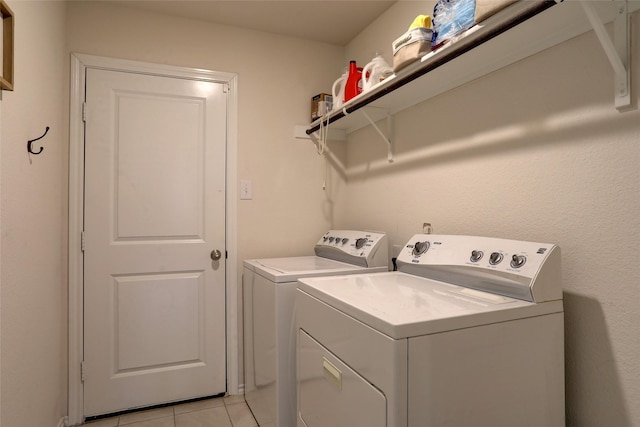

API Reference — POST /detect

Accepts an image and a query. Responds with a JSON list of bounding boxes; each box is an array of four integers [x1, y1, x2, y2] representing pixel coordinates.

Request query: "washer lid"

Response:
[[297, 272, 563, 339], [244, 256, 385, 283]]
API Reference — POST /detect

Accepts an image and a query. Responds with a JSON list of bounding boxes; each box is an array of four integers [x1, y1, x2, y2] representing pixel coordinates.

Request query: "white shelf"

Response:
[[306, 0, 637, 137]]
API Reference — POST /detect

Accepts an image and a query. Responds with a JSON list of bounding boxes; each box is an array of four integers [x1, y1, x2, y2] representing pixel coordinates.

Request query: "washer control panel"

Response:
[[314, 230, 389, 268], [397, 234, 561, 302]]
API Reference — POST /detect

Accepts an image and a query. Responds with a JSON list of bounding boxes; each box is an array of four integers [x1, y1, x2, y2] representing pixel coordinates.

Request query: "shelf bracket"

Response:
[[361, 110, 394, 163], [581, 0, 630, 110]]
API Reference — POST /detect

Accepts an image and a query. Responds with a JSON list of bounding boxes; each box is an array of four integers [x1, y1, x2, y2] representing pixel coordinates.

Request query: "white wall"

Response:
[[340, 3, 640, 426], [0, 2, 68, 426]]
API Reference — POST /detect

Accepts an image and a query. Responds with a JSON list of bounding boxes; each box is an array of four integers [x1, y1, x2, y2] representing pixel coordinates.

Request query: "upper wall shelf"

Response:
[[306, 0, 637, 138]]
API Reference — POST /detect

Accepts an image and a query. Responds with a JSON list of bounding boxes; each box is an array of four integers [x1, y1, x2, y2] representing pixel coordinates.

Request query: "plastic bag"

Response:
[[432, 0, 476, 47]]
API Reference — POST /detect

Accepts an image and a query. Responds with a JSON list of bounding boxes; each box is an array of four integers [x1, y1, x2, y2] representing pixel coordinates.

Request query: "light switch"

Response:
[[240, 180, 253, 200]]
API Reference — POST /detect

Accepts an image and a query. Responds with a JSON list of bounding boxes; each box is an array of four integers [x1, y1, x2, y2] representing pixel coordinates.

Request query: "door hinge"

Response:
[[223, 83, 229, 94], [81, 231, 85, 252], [81, 361, 86, 383], [82, 102, 87, 122]]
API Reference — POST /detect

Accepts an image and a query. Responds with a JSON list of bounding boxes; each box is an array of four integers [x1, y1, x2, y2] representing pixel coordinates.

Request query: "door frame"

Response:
[[67, 53, 239, 425]]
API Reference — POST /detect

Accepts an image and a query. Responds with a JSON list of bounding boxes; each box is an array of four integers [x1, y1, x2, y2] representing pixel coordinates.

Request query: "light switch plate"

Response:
[[240, 180, 252, 200]]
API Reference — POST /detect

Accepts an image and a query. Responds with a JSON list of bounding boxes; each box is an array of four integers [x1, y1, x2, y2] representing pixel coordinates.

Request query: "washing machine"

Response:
[[243, 230, 389, 427], [296, 234, 564, 427]]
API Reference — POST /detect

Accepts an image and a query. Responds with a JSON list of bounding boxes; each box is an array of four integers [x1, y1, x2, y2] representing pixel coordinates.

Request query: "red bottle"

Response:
[[344, 60, 363, 102]]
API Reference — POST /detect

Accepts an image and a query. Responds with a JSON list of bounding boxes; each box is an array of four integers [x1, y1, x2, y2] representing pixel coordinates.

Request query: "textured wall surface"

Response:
[[0, 2, 68, 426], [339, 4, 640, 426]]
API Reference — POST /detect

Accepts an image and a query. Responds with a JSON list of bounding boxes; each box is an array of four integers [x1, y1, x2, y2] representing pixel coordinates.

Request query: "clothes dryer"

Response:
[[244, 230, 388, 427], [296, 234, 564, 427]]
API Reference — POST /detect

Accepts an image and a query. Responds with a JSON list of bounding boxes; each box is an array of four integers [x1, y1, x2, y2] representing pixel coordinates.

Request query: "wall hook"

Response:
[[27, 126, 50, 155]]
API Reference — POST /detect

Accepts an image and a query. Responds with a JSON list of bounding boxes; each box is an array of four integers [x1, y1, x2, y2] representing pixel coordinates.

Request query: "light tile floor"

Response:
[[80, 395, 258, 427]]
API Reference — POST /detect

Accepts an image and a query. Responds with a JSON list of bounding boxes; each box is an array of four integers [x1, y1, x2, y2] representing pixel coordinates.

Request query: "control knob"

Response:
[[355, 237, 368, 249], [413, 241, 430, 256], [489, 252, 503, 265], [510, 254, 526, 268], [470, 250, 484, 262]]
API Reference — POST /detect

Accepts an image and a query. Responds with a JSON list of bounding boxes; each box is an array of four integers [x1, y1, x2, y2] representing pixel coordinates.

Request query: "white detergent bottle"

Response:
[[331, 69, 348, 111], [362, 54, 393, 92]]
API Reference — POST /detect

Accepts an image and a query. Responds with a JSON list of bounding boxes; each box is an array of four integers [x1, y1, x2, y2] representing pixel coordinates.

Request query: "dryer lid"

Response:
[[297, 271, 562, 339]]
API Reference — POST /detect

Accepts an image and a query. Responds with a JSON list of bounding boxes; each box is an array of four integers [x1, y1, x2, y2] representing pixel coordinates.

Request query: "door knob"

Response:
[[210, 249, 222, 261]]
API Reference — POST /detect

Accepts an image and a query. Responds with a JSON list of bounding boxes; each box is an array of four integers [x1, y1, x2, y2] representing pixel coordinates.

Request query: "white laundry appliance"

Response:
[[243, 230, 389, 427], [296, 234, 564, 427]]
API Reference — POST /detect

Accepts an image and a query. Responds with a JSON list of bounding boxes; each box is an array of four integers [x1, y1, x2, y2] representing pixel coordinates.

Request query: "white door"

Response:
[[83, 68, 227, 416]]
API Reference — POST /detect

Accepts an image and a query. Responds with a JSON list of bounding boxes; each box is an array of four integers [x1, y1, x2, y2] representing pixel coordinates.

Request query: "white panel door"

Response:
[[83, 68, 227, 417]]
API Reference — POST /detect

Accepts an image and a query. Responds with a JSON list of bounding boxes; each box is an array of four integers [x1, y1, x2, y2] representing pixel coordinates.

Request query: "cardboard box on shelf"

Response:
[[311, 93, 333, 122]]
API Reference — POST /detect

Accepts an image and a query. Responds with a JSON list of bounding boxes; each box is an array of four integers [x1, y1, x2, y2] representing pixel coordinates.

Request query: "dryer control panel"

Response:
[[396, 234, 561, 303], [314, 230, 388, 269]]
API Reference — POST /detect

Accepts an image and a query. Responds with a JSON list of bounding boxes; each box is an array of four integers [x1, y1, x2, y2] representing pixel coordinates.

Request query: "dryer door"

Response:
[[298, 330, 386, 427]]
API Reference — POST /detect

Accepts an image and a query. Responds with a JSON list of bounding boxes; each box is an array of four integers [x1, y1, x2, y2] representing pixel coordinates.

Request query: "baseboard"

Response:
[[57, 416, 68, 427]]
